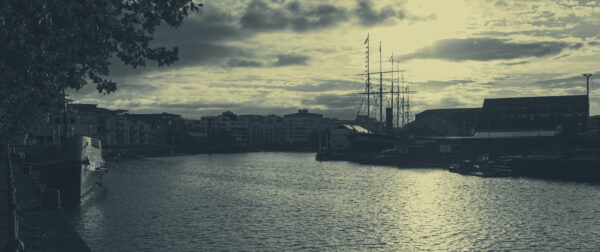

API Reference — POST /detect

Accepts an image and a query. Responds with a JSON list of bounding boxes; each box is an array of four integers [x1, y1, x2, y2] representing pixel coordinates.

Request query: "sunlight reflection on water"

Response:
[[72, 152, 600, 251]]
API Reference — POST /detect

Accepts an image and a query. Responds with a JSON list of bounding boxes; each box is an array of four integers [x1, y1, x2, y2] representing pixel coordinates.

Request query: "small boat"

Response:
[[27, 136, 107, 201], [448, 154, 514, 178]]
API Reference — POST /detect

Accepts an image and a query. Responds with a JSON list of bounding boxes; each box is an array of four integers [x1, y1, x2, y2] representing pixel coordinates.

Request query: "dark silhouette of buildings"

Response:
[[480, 95, 588, 133], [411, 95, 589, 137], [414, 108, 481, 136]]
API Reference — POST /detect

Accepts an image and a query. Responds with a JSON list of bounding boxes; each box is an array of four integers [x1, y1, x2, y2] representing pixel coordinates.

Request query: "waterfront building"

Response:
[[322, 124, 373, 151], [413, 108, 481, 136], [263, 115, 286, 146], [126, 115, 153, 145], [283, 109, 324, 146], [478, 95, 589, 134], [29, 104, 109, 147], [105, 110, 131, 146], [218, 111, 250, 146], [181, 119, 208, 147], [130, 113, 184, 146], [198, 112, 251, 147]]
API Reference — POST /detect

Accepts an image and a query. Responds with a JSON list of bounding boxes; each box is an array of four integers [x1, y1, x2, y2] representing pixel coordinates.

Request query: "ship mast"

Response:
[[365, 33, 370, 118], [379, 41, 383, 126], [390, 53, 394, 128], [354, 35, 411, 129], [396, 62, 400, 127]]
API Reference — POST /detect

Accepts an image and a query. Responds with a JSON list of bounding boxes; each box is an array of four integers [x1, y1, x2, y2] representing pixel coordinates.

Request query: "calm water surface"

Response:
[[71, 152, 600, 251]]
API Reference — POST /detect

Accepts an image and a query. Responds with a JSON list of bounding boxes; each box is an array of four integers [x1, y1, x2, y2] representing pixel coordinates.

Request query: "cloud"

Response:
[[502, 61, 530, 66], [414, 79, 475, 90], [224, 58, 264, 68], [108, 43, 254, 77], [437, 97, 470, 108], [108, 5, 253, 77], [159, 103, 240, 110], [302, 94, 364, 119], [532, 72, 600, 89], [208, 79, 363, 93], [304, 94, 359, 109], [153, 7, 247, 45], [240, 0, 428, 31], [240, 0, 349, 32], [274, 54, 310, 66], [571, 22, 600, 39], [398, 38, 580, 62], [107, 0, 432, 77], [354, 0, 405, 26], [288, 79, 364, 92], [495, 0, 508, 7]]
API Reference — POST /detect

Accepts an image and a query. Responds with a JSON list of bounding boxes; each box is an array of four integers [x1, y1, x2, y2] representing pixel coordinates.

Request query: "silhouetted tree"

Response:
[[0, 0, 200, 143]]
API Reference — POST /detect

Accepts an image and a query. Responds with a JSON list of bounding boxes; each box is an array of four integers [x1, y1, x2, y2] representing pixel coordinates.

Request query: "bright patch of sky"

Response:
[[69, 0, 600, 119]]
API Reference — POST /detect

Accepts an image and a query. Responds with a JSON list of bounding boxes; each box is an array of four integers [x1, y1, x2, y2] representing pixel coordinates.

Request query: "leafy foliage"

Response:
[[0, 0, 199, 142]]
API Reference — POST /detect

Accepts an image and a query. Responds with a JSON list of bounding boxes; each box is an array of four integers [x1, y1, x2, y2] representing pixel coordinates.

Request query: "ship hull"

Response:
[[28, 136, 106, 201]]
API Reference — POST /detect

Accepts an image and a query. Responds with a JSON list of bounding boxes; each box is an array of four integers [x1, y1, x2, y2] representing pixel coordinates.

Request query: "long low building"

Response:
[[413, 94, 590, 137]]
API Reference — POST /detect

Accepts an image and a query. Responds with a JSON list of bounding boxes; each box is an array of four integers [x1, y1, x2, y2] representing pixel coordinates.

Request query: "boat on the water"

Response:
[[27, 136, 107, 201], [448, 154, 514, 178]]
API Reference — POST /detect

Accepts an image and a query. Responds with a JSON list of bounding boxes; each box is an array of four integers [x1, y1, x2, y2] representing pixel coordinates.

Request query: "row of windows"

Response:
[[497, 113, 586, 120]]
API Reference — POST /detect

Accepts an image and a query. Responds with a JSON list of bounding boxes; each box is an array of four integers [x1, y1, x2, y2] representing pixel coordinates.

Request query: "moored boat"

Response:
[[448, 154, 514, 178], [27, 136, 107, 201]]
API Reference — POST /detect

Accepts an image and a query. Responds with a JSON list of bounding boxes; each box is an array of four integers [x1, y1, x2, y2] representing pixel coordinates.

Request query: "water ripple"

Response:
[[72, 153, 600, 251]]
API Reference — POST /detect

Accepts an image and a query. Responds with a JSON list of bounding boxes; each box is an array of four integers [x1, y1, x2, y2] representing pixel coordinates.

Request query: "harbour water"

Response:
[[70, 152, 600, 251]]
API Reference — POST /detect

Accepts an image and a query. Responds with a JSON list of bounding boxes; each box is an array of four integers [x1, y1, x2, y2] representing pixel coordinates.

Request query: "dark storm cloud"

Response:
[[109, 5, 253, 77], [177, 43, 255, 66], [274, 54, 310, 66], [109, 0, 432, 76], [240, 0, 349, 32], [153, 7, 248, 45], [398, 38, 579, 62], [354, 0, 405, 26], [150, 5, 260, 69], [109, 43, 254, 77]]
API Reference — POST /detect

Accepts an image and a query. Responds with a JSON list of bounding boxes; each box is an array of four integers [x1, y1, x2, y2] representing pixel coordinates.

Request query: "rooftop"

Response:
[[483, 95, 588, 112]]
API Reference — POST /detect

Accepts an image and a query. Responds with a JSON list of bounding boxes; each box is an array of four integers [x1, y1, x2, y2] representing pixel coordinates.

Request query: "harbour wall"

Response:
[[1, 154, 91, 252]]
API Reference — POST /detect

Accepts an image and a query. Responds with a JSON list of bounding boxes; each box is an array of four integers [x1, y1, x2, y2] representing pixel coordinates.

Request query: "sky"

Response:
[[68, 0, 600, 120]]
